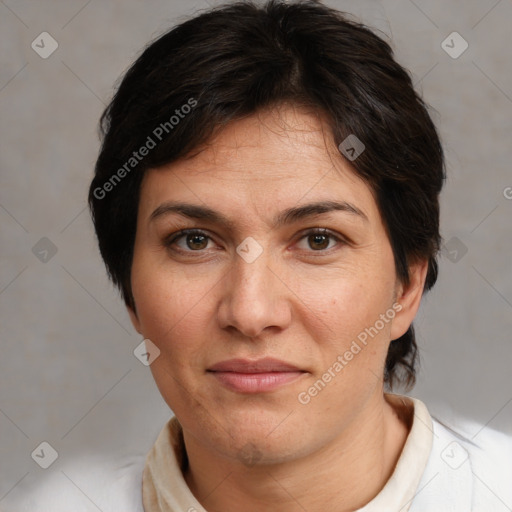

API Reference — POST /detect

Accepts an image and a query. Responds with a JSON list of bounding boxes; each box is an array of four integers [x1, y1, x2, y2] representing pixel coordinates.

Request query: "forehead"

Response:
[[138, 105, 379, 224]]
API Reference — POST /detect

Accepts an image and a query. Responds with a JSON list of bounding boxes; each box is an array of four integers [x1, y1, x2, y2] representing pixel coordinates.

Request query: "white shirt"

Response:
[[5, 397, 512, 511]]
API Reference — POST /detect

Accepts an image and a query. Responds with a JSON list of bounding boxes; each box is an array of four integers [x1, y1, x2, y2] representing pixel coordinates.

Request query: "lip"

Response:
[[207, 358, 307, 393], [208, 357, 302, 373]]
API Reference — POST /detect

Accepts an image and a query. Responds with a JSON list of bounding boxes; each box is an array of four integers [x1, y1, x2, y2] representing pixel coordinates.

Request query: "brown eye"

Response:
[[165, 229, 214, 252], [296, 228, 344, 252], [185, 232, 209, 250], [308, 233, 330, 250]]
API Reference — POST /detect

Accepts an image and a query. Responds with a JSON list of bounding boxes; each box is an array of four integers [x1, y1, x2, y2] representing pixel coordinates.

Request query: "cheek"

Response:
[[130, 252, 213, 354], [295, 263, 395, 337], [297, 276, 396, 404], [131, 259, 217, 410]]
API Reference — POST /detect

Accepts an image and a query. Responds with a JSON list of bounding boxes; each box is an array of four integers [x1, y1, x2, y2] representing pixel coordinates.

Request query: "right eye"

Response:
[[164, 229, 217, 253]]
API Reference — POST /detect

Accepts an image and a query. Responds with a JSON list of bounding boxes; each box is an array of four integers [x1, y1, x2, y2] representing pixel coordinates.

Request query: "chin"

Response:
[[224, 435, 301, 467], [212, 416, 309, 466]]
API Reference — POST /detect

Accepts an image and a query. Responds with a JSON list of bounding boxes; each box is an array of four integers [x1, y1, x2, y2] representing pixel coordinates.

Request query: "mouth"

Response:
[[207, 357, 307, 393]]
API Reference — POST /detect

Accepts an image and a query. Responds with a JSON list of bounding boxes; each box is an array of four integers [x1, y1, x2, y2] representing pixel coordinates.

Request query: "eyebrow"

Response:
[[149, 199, 368, 228]]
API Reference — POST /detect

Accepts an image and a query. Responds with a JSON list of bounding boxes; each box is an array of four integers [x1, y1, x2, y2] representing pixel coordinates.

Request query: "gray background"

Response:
[[1, 0, 511, 506]]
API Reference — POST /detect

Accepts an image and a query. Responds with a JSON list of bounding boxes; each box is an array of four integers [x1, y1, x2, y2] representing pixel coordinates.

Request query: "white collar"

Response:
[[357, 395, 434, 511], [408, 415, 474, 511]]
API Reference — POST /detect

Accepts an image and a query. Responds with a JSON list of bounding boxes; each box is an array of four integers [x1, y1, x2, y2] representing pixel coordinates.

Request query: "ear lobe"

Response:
[[127, 305, 142, 335], [390, 259, 429, 341]]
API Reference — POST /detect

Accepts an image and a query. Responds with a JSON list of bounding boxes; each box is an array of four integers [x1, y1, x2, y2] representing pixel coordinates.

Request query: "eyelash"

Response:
[[163, 228, 346, 255]]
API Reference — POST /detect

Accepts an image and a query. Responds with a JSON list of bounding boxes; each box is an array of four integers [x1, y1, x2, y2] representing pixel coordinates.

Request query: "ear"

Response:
[[127, 305, 142, 335], [390, 259, 429, 341]]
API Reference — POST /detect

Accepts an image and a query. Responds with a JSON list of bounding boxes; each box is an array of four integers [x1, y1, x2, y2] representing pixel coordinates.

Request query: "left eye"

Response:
[[296, 229, 342, 251]]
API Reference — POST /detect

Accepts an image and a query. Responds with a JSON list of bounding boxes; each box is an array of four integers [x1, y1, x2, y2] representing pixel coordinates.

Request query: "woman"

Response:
[[17, 1, 512, 510]]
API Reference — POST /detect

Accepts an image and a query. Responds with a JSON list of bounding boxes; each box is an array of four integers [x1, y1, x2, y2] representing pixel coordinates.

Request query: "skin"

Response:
[[128, 104, 428, 512]]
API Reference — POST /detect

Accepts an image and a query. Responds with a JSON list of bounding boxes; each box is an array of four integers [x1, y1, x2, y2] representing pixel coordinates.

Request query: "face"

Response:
[[129, 104, 420, 465]]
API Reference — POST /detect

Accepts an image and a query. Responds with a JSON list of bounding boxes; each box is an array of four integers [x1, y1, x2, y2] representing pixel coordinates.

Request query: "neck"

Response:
[[183, 392, 412, 512]]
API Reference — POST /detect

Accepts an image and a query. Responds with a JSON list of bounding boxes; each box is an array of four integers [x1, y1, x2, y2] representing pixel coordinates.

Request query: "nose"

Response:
[[217, 245, 292, 339]]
